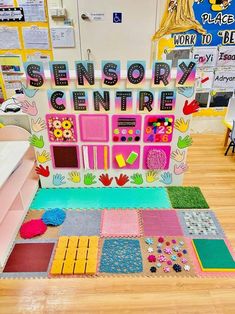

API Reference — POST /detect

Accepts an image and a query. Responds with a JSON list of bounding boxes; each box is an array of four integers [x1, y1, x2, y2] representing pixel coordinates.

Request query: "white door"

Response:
[[77, 0, 159, 67]]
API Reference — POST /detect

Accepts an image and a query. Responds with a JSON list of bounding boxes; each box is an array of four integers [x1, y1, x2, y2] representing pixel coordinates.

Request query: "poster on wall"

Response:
[[196, 70, 214, 89], [22, 27, 50, 49], [213, 70, 235, 88], [154, 0, 235, 49], [0, 0, 13, 7], [192, 47, 217, 68], [217, 46, 235, 67], [0, 27, 21, 49], [17, 0, 46, 22], [23, 59, 198, 188], [0, 7, 24, 21]]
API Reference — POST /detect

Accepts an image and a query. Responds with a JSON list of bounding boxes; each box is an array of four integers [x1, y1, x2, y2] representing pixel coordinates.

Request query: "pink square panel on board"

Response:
[[141, 210, 183, 236], [101, 210, 141, 237], [112, 115, 142, 143], [112, 145, 140, 169], [51, 145, 80, 168], [82, 145, 110, 170], [46, 114, 77, 142], [79, 114, 109, 142], [143, 115, 174, 143], [143, 145, 171, 170]]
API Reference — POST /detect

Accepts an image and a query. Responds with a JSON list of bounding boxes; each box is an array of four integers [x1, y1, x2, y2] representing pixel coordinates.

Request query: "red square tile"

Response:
[[141, 210, 183, 236], [3, 243, 54, 273]]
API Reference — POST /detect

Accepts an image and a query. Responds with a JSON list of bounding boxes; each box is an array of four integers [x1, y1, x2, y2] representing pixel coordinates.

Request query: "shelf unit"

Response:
[[0, 126, 39, 267]]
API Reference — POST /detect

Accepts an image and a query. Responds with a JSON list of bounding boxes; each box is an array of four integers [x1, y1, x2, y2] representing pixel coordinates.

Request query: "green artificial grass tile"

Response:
[[167, 186, 209, 209], [193, 239, 235, 270]]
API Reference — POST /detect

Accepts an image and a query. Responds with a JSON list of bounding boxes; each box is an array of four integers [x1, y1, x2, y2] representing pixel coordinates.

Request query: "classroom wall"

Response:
[[47, 0, 160, 68], [47, 0, 81, 67]]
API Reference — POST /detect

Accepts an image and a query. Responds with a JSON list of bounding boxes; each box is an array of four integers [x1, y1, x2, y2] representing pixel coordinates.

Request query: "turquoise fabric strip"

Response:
[[30, 187, 171, 209]]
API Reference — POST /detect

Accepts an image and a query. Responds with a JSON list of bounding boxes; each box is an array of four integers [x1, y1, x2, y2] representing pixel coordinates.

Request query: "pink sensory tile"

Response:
[[141, 210, 183, 236], [101, 209, 141, 237]]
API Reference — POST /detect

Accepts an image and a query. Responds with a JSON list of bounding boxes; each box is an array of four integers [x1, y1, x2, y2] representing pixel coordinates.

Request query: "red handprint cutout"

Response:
[[183, 99, 199, 115], [35, 165, 50, 177], [99, 174, 113, 186], [115, 174, 129, 186]]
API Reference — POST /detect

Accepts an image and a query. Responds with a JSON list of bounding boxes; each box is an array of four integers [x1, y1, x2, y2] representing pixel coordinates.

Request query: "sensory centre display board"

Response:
[[23, 60, 198, 188]]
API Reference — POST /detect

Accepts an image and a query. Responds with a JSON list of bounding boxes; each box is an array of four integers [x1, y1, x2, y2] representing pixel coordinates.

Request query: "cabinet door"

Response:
[[78, 0, 158, 67]]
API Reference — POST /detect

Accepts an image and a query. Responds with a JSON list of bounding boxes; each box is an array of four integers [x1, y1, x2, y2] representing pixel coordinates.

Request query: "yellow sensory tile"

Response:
[[78, 236, 89, 247], [50, 260, 64, 275], [77, 247, 87, 259], [62, 260, 75, 275], [68, 236, 79, 248], [87, 248, 98, 259], [86, 260, 97, 275], [66, 248, 77, 260], [57, 236, 69, 248], [74, 259, 86, 275], [54, 248, 66, 260], [88, 236, 99, 248]]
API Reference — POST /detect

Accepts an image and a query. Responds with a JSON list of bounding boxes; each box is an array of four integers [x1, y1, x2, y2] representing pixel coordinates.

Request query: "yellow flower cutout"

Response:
[[54, 129, 63, 138], [62, 120, 72, 129]]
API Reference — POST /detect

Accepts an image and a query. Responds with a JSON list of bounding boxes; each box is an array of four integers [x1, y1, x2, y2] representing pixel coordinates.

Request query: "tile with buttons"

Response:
[[140, 236, 195, 277], [112, 115, 142, 143], [50, 236, 99, 276]]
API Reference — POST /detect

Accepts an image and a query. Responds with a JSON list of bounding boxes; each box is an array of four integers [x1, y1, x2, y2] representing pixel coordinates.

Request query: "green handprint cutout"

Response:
[[84, 173, 96, 185], [130, 173, 143, 185], [177, 135, 193, 149], [29, 134, 44, 148]]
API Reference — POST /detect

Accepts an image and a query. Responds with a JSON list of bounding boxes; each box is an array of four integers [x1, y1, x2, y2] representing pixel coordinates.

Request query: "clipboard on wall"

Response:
[[50, 26, 75, 48]]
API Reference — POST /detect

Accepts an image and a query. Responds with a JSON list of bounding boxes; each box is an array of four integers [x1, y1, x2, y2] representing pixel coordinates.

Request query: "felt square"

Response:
[[46, 114, 77, 142], [178, 210, 225, 238], [99, 238, 143, 273], [3, 243, 54, 273], [59, 211, 101, 236], [79, 114, 109, 142], [17, 210, 61, 240], [51, 145, 80, 168], [192, 239, 235, 271], [141, 210, 183, 236], [101, 210, 141, 237], [167, 187, 209, 209]]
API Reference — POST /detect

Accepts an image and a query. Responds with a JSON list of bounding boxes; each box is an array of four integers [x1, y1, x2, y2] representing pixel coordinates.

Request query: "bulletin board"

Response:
[[154, 0, 235, 117], [0, 0, 53, 102], [0, 0, 53, 63], [23, 59, 198, 188]]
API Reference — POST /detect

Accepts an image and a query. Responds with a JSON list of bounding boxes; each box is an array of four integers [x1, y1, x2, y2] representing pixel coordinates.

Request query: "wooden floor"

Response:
[[1, 134, 235, 314]]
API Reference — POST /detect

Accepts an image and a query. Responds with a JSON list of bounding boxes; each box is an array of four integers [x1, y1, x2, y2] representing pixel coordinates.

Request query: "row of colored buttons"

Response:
[[113, 129, 141, 135], [113, 136, 140, 142]]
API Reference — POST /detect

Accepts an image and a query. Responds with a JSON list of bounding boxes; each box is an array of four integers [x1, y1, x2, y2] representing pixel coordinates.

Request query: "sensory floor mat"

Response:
[[30, 187, 171, 209], [1, 187, 235, 279], [192, 239, 235, 271], [167, 187, 209, 209]]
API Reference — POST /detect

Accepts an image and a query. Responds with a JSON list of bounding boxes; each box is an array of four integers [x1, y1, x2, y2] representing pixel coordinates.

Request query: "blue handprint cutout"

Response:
[[53, 173, 66, 186], [159, 172, 172, 185]]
